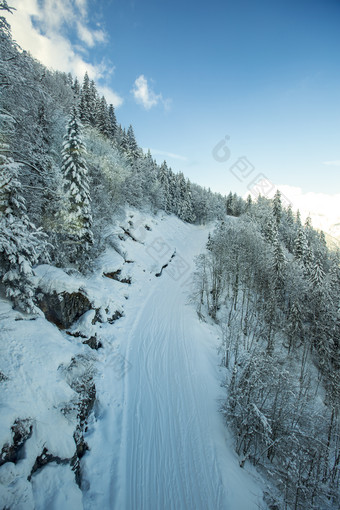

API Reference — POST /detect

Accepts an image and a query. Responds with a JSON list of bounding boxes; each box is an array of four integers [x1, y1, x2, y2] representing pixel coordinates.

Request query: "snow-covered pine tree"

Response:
[[0, 0, 14, 33], [96, 96, 111, 138], [118, 127, 129, 153], [178, 178, 196, 223], [79, 73, 98, 127], [245, 193, 252, 212], [272, 189, 282, 225], [79, 72, 92, 125], [72, 77, 80, 98], [285, 300, 303, 352], [139, 150, 163, 210], [225, 191, 233, 215], [309, 254, 325, 288], [294, 225, 307, 263], [89, 80, 99, 127], [123, 158, 143, 208], [0, 109, 48, 312], [126, 125, 141, 162], [271, 234, 286, 292], [108, 104, 117, 140], [158, 161, 171, 213], [60, 107, 93, 258], [263, 213, 278, 245]]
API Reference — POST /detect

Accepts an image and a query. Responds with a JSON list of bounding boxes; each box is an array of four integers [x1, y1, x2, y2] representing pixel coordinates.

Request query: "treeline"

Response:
[[194, 192, 340, 509], [0, 2, 242, 312]]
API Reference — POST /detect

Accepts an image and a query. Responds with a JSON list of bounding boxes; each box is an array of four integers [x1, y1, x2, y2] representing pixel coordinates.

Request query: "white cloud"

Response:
[[131, 74, 170, 110], [323, 160, 340, 167], [277, 185, 340, 234], [97, 85, 123, 108], [5, 0, 123, 107], [76, 22, 107, 48], [245, 180, 340, 236]]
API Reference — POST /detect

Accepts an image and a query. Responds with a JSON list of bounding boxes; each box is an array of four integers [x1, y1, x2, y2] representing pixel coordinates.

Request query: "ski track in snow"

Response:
[[82, 218, 263, 510], [117, 284, 224, 510]]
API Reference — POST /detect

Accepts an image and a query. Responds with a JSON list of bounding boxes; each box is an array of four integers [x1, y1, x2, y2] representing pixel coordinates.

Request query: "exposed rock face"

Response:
[[107, 310, 123, 324], [0, 419, 33, 467], [36, 291, 92, 329], [83, 335, 102, 350], [103, 270, 131, 284], [70, 371, 96, 486], [28, 448, 70, 481]]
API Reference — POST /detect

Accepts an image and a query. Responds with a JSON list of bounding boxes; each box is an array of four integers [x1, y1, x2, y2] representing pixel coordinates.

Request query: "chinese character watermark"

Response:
[[112, 353, 132, 380], [212, 136, 292, 207]]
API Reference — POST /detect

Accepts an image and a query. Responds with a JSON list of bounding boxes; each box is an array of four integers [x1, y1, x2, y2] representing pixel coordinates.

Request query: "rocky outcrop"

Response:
[[60, 355, 97, 487], [0, 419, 33, 467], [107, 310, 123, 324], [66, 331, 102, 350], [24, 355, 97, 488], [28, 448, 70, 481], [83, 335, 102, 350], [36, 290, 92, 329], [104, 269, 131, 284]]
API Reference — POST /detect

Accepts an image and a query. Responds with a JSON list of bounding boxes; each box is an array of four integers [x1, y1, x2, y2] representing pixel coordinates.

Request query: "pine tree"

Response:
[[89, 80, 98, 126], [79, 72, 91, 125], [158, 161, 171, 213], [72, 77, 80, 97], [309, 256, 325, 288], [79, 73, 98, 127], [263, 213, 278, 245], [294, 225, 307, 263], [0, 109, 48, 312], [119, 127, 129, 153], [61, 107, 93, 254], [176, 173, 195, 222], [286, 301, 303, 352], [108, 104, 117, 139], [123, 159, 143, 208], [245, 194, 252, 212], [182, 179, 196, 223], [296, 209, 302, 227], [0, 1, 14, 33], [272, 235, 286, 291], [126, 125, 141, 162], [96, 96, 111, 137], [273, 189, 282, 225], [226, 191, 234, 215], [286, 204, 294, 225]]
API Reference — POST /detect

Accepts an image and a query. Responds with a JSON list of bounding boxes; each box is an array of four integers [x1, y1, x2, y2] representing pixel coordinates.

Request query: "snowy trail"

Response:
[[116, 278, 225, 510], [83, 219, 263, 510]]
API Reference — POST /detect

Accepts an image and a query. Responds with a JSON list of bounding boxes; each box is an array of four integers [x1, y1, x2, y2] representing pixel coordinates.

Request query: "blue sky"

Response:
[[6, 0, 340, 228], [91, 0, 340, 196]]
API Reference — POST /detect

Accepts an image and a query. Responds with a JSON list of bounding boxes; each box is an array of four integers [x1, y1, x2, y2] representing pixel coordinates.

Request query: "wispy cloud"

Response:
[[76, 21, 107, 48], [131, 74, 171, 110], [322, 160, 340, 167], [145, 148, 188, 161], [6, 0, 122, 107]]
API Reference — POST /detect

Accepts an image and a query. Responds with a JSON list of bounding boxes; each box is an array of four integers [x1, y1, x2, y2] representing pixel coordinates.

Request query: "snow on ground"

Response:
[[0, 209, 265, 509], [0, 299, 83, 509], [81, 210, 265, 510]]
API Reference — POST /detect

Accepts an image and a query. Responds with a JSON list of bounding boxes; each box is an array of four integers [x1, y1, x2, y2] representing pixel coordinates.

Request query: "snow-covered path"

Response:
[[83, 216, 263, 510], [117, 277, 226, 510]]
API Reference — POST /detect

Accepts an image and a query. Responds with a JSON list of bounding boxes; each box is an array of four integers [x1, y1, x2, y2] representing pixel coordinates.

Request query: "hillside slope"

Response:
[[81, 212, 264, 510], [0, 211, 265, 509]]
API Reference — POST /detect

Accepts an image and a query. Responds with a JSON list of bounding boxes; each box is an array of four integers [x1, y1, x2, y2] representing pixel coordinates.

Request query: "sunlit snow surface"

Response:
[[0, 210, 265, 509]]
